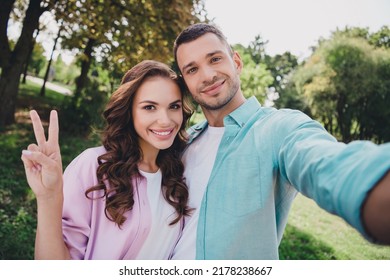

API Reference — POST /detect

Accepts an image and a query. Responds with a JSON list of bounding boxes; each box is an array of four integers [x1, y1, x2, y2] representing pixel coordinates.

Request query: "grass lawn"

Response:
[[280, 194, 390, 259]]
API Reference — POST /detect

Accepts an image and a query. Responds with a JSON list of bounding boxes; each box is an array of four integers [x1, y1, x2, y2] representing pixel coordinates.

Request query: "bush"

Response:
[[60, 78, 108, 136]]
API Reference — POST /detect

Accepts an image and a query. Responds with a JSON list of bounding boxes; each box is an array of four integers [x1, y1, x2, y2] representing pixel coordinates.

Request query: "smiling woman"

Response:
[[132, 76, 184, 171], [21, 60, 194, 260]]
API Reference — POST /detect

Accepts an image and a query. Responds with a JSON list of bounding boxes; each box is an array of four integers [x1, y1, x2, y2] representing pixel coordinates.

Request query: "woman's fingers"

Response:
[[48, 110, 59, 147], [30, 110, 47, 146], [21, 150, 38, 171], [27, 143, 39, 151], [21, 150, 54, 171]]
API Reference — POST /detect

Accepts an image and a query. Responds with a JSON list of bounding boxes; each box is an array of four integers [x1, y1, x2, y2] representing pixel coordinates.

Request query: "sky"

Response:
[[204, 0, 390, 60]]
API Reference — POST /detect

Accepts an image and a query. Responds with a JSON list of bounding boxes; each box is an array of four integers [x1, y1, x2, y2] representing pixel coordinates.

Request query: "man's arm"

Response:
[[362, 170, 390, 244]]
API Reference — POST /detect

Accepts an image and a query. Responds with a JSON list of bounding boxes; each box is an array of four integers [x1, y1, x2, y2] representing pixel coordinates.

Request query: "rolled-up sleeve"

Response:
[[278, 111, 390, 240]]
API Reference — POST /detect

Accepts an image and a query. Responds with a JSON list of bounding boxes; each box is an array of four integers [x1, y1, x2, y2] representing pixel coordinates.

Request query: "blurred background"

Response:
[[1, 0, 389, 259]]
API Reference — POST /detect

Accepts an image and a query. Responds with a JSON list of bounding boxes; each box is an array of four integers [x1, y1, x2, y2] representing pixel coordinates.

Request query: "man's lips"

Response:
[[200, 80, 225, 95]]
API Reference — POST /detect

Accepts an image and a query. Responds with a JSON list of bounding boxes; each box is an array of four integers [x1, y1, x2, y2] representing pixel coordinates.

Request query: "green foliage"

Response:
[[52, 54, 80, 87], [369, 26, 390, 48], [233, 44, 274, 103], [60, 77, 108, 136], [0, 82, 100, 259], [235, 36, 300, 108], [289, 34, 390, 142], [0, 207, 36, 259], [28, 42, 46, 76], [57, 0, 205, 94], [332, 26, 390, 49], [0, 116, 37, 259]]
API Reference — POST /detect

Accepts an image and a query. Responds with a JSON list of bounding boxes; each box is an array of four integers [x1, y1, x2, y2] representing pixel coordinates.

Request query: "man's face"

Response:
[[176, 33, 242, 112]]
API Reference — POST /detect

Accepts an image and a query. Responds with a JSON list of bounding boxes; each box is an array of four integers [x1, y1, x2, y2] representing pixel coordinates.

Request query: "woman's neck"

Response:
[[138, 160, 159, 173]]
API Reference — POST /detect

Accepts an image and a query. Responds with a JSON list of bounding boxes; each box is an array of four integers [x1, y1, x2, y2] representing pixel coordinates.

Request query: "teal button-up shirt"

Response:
[[187, 97, 390, 259]]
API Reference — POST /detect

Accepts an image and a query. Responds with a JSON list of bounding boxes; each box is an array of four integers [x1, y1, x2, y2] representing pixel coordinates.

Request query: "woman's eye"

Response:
[[170, 104, 181, 110], [143, 105, 155, 110]]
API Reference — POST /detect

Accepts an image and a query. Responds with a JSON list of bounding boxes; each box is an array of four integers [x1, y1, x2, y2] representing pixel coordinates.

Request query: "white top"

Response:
[[136, 169, 181, 259], [171, 126, 225, 259]]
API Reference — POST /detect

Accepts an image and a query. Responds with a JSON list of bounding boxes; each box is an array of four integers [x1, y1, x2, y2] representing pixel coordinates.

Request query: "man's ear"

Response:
[[233, 51, 243, 74]]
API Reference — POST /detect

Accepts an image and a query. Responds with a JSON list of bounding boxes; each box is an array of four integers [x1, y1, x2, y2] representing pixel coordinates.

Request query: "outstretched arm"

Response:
[[362, 170, 390, 244], [21, 110, 71, 259]]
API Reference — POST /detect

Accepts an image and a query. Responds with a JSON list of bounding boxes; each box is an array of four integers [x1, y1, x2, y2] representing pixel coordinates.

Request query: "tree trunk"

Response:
[[40, 26, 61, 96], [74, 38, 96, 98], [0, 0, 16, 69], [0, 64, 24, 125], [22, 29, 40, 84], [0, 0, 44, 127]]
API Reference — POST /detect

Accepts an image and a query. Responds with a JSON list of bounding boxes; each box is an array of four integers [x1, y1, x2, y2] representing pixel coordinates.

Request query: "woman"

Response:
[[21, 60, 193, 259]]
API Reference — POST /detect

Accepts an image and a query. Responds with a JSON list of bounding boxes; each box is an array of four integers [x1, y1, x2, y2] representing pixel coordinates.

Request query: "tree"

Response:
[[0, 0, 206, 127], [21, 28, 40, 83], [233, 44, 273, 104], [52, 0, 207, 135], [266, 52, 299, 108], [291, 34, 390, 142], [369, 26, 390, 49], [55, 0, 206, 97], [0, 0, 60, 127]]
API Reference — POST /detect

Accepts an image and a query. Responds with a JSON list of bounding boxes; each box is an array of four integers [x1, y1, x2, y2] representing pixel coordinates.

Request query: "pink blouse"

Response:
[[62, 146, 182, 259]]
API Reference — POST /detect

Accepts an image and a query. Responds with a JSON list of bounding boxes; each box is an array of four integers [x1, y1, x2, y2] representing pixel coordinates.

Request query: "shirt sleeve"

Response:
[[277, 110, 390, 241], [62, 148, 101, 259]]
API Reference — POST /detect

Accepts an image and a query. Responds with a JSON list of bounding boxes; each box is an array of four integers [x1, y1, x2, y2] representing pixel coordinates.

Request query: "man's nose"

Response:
[[200, 66, 217, 83]]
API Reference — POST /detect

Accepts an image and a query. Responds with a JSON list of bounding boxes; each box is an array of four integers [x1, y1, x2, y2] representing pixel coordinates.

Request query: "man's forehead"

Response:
[[177, 34, 228, 65]]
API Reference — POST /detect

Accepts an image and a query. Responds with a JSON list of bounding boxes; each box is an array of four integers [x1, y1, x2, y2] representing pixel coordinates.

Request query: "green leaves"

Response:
[[291, 32, 390, 142]]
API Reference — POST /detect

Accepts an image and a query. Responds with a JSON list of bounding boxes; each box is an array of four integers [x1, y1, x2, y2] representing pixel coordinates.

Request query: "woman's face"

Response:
[[132, 76, 183, 157]]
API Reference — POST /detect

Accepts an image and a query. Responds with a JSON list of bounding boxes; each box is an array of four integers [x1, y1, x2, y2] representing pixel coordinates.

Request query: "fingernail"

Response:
[[22, 150, 32, 156]]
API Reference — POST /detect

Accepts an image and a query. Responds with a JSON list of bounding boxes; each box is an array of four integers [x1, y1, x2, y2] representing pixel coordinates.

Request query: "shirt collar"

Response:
[[224, 96, 261, 128], [187, 97, 262, 143]]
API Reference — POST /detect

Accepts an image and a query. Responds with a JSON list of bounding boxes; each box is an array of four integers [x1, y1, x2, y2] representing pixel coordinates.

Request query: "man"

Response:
[[171, 23, 390, 260]]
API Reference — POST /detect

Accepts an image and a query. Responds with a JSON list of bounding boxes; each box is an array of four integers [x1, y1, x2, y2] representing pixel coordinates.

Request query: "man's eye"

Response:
[[187, 67, 197, 74], [211, 57, 221, 63]]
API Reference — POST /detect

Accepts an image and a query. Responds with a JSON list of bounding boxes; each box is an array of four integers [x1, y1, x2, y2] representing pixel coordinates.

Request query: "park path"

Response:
[[26, 75, 72, 95]]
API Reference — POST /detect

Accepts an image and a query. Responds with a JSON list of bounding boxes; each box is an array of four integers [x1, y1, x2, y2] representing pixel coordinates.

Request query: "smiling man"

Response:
[[171, 23, 390, 260]]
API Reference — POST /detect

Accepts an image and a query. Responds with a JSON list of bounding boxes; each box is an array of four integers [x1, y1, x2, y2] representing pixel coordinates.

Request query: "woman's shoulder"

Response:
[[64, 146, 106, 172], [79, 146, 107, 158]]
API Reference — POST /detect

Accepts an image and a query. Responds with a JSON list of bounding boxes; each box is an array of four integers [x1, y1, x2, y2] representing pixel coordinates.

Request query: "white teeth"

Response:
[[152, 130, 172, 136]]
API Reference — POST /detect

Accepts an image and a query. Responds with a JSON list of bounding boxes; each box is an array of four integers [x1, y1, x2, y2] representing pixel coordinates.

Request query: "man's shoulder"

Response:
[[252, 106, 311, 125]]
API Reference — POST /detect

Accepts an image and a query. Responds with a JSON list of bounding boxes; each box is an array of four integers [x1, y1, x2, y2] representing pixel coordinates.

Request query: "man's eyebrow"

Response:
[[181, 50, 224, 73]]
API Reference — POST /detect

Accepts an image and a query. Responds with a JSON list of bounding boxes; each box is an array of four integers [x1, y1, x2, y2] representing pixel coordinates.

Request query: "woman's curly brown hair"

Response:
[[85, 60, 193, 227]]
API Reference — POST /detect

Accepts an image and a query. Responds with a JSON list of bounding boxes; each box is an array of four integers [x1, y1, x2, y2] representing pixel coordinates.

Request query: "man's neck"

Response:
[[203, 93, 246, 127]]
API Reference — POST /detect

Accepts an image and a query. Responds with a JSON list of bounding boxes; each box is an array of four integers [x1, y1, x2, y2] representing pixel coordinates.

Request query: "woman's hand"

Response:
[[21, 110, 63, 200]]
